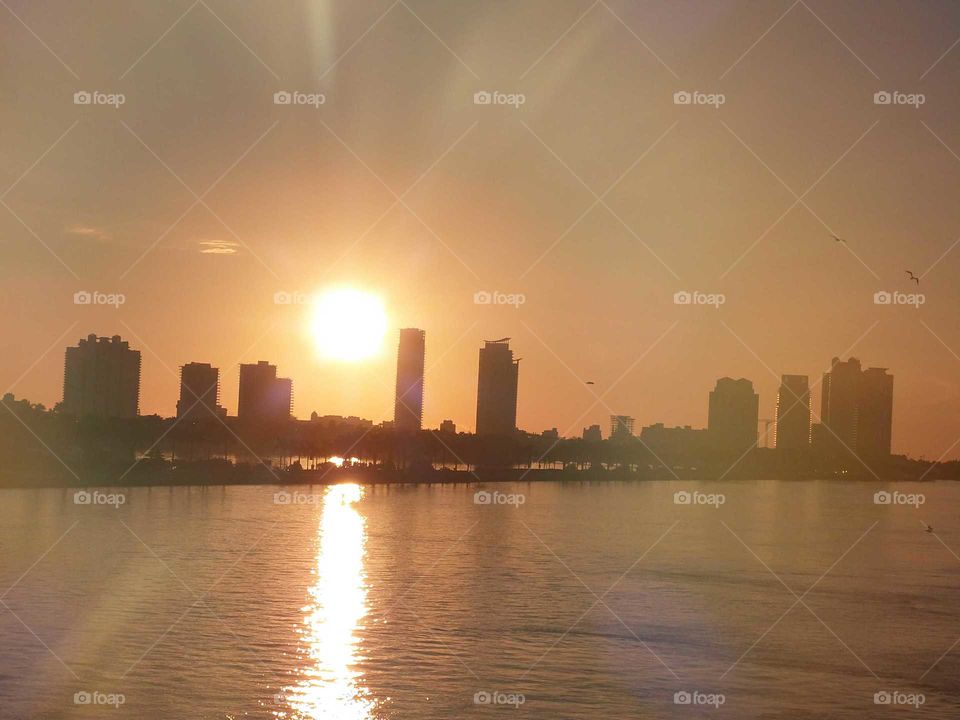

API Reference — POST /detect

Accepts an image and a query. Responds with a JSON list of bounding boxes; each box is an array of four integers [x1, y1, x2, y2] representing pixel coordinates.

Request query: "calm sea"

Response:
[[1, 480, 958, 718]]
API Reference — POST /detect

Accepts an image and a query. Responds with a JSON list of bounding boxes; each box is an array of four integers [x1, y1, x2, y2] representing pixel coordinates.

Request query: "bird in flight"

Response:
[[906, 270, 920, 286], [831, 234, 846, 244], [585, 381, 595, 385], [925, 523, 934, 533]]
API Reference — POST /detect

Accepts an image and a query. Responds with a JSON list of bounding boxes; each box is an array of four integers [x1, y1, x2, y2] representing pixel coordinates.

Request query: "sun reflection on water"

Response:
[[281, 483, 374, 719]]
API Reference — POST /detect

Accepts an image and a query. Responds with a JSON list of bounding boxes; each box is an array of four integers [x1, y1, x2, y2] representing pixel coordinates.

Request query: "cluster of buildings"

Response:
[[58, 332, 521, 438], [59, 333, 894, 459], [606, 358, 894, 461]]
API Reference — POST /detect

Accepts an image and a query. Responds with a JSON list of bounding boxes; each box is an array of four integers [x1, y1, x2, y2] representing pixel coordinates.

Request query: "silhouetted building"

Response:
[[775, 375, 810, 450], [394, 328, 425, 432], [439, 419, 456, 434], [817, 357, 894, 461], [62, 334, 141, 418], [476, 340, 519, 435], [308, 414, 372, 431], [238, 361, 292, 421], [639, 423, 708, 458], [542, 428, 559, 441], [177, 362, 225, 421], [610, 415, 635, 441], [708, 378, 759, 455], [819, 357, 861, 455], [858, 367, 893, 458], [582, 424, 602, 442]]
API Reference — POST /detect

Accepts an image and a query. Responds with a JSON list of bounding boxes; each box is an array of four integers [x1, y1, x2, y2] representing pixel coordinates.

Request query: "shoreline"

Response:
[[0, 463, 943, 489]]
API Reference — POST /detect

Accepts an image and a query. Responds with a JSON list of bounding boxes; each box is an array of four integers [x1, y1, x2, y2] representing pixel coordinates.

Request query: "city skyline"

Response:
[[5, 4, 960, 718], [52, 330, 900, 462], [4, 3, 960, 461]]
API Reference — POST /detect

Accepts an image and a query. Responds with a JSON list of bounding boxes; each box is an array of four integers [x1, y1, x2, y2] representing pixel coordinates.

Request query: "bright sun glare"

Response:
[[311, 288, 388, 363]]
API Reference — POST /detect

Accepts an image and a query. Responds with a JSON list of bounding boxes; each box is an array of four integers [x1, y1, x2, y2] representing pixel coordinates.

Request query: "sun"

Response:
[[310, 287, 388, 362]]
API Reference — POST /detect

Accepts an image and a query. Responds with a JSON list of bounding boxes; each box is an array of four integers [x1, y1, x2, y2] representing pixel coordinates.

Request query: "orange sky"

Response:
[[2, 1, 960, 459]]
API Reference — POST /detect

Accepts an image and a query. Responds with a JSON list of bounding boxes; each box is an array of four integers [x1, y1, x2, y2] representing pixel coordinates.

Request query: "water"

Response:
[[1, 480, 958, 718]]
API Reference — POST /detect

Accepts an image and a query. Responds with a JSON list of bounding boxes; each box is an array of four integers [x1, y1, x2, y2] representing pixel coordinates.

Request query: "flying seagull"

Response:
[[831, 234, 846, 244], [906, 270, 920, 286], [925, 523, 934, 533], [585, 381, 595, 385]]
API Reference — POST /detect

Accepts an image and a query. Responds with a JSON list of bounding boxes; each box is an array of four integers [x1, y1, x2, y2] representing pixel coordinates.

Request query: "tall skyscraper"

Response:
[[62, 334, 141, 419], [237, 361, 292, 421], [177, 362, 224, 421], [475, 340, 519, 435], [775, 375, 811, 450], [394, 328, 425, 432], [818, 357, 894, 460], [820, 357, 861, 454], [707, 377, 759, 455], [858, 367, 894, 458]]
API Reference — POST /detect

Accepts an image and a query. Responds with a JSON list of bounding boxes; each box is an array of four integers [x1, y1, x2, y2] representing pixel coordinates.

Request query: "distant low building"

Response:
[[439, 419, 456, 433], [582, 424, 602, 442], [541, 428, 559, 441], [308, 414, 373, 431], [639, 423, 708, 459]]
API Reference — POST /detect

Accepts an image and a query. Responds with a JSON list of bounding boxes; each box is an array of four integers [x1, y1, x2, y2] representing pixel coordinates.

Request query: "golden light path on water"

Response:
[[281, 483, 375, 720]]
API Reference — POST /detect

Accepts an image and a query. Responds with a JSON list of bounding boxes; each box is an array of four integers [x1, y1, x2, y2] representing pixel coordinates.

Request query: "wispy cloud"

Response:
[[198, 240, 240, 255], [65, 224, 111, 242]]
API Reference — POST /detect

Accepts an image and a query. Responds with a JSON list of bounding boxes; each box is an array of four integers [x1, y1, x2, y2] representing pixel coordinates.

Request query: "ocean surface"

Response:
[[1, 479, 958, 718]]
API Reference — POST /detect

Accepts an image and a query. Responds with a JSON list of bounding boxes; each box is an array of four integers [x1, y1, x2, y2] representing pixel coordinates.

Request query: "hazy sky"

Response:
[[3, 1, 960, 459]]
